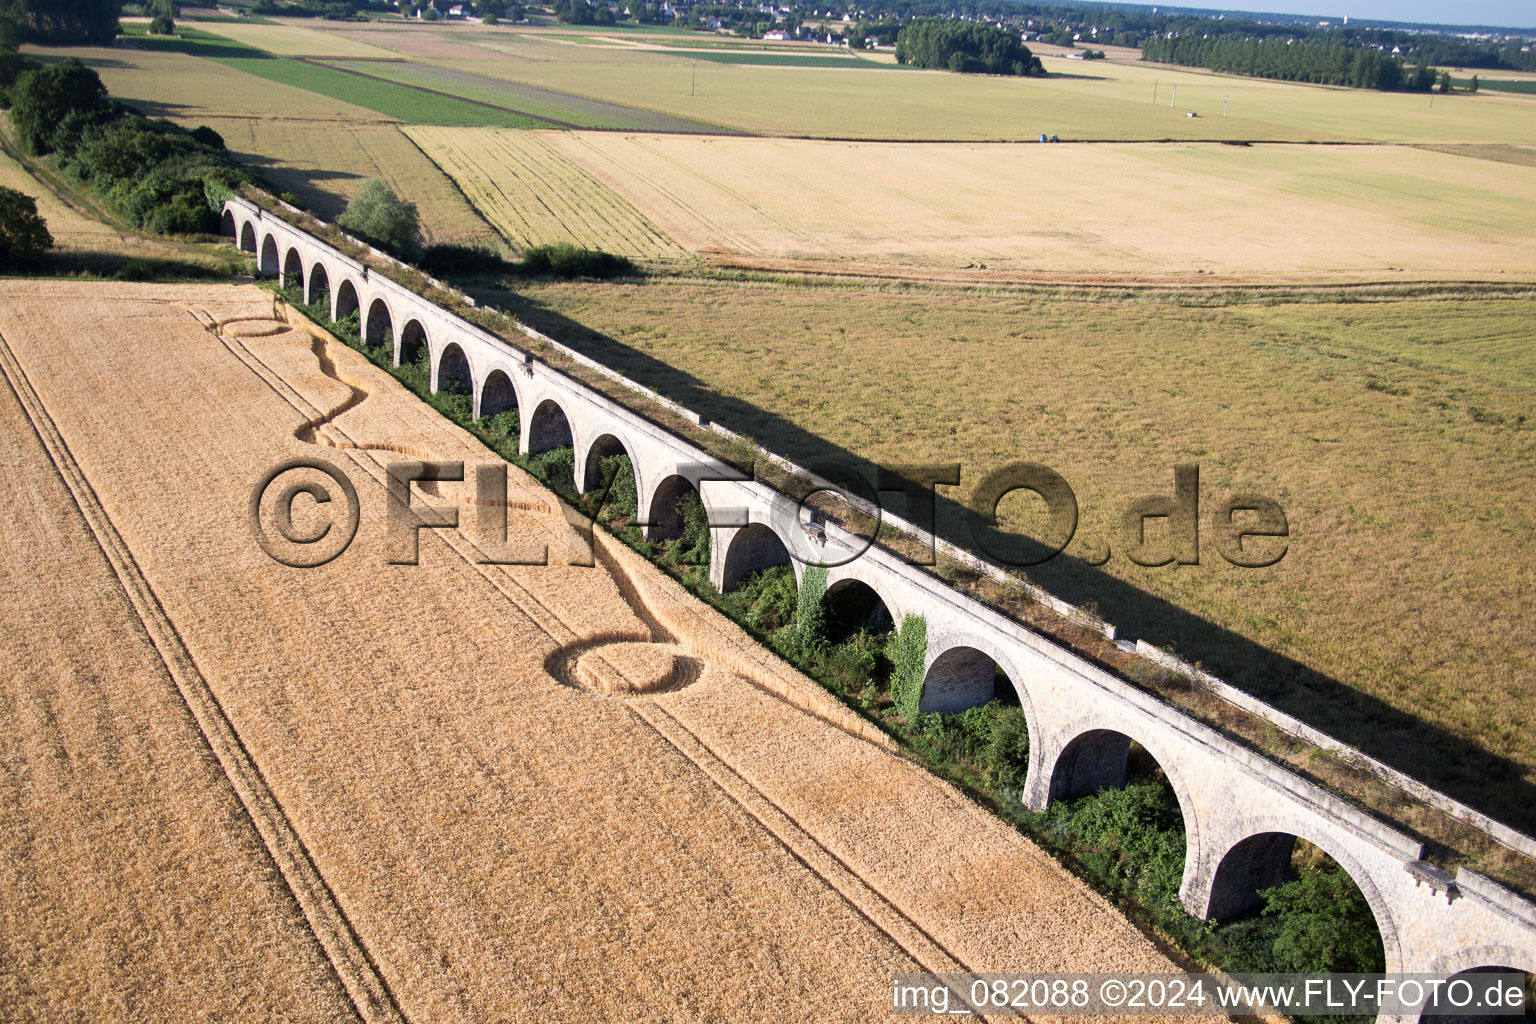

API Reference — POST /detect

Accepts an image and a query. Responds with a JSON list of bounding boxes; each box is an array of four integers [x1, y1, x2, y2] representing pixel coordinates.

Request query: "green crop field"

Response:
[[502, 276, 1536, 827], [123, 25, 547, 127], [316, 58, 735, 131]]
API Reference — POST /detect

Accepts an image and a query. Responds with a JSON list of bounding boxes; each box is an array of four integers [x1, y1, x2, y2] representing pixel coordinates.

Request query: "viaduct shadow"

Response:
[[490, 285, 1536, 845]]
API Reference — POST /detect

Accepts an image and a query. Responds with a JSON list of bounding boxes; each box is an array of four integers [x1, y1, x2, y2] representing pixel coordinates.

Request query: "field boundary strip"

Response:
[[293, 57, 586, 129], [0, 326, 409, 1024]]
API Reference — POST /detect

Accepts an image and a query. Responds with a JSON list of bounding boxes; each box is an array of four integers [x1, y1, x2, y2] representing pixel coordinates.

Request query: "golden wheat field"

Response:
[[405, 126, 685, 258], [0, 280, 1182, 1022], [534, 131, 1536, 279], [210, 118, 501, 243]]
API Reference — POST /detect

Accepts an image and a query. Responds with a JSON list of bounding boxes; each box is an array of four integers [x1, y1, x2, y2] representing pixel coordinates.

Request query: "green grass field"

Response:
[[124, 25, 547, 127], [316, 58, 734, 131], [502, 276, 1536, 829]]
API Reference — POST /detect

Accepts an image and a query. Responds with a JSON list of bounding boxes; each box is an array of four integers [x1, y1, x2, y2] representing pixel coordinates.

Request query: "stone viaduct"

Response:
[[227, 198, 1536, 1016]]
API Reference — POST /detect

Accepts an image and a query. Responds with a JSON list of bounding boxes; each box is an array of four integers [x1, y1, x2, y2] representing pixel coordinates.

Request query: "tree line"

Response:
[[4, 56, 257, 233], [895, 20, 1044, 76], [0, 0, 119, 45], [1141, 36, 1436, 92]]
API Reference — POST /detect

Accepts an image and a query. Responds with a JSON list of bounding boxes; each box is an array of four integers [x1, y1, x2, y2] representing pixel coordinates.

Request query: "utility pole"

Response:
[[691, 64, 696, 96], [1170, 84, 1176, 108], [1152, 81, 1158, 105], [1223, 95, 1229, 117]]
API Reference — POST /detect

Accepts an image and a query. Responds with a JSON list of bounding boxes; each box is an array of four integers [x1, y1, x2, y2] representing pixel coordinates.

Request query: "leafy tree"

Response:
[[0, 185, 52, 268], [337, 178, 420, 258], [1, 0, 120, 44], [896, 20, 1044, 76], [1468, 73, 1479, 93], [1141, 35, 1415, 91], [0, 47, 40, 109], [553, 0, 595, 24], [148, 13, 173, 33], [189, 124, 224, 149], [9, 59, 109, 155], [1262, 865, 1386, 974], [1437, 68, 1453, 93]]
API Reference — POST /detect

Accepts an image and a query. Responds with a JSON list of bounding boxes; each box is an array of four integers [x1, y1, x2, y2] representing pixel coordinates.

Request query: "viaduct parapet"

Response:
[[227, 199, 1536, 1017]]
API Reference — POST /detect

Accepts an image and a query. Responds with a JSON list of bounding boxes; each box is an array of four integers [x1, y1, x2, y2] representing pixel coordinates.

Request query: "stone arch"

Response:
[[477, 368, 519, 421], [647, 473, 703, 542], [434, 342, 473, 396], [920, 644, 1021, 713], [527, 398, 574, 455], [364, 298, 394, 352], [334, 278, 360, 322], [1202, 827, 1398, 970], [282, 248, 303, 290], [581, 432, 633, 493], [721, 522, 793, 593], [1049, 728, 1139, 801], [259, 234, 279, 277], [220, 208, 236, 237], [1420, 956, 1535, 1024], [823, 577, 894, 644], [398, 319, 427, 368], [1429, 944, 1536, 978], [239, 221, 257, 253], [305, 262, 330, 308]]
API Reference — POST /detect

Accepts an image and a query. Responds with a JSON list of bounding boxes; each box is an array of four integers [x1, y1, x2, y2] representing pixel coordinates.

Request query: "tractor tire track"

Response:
[[0, 329, 408, 1024]]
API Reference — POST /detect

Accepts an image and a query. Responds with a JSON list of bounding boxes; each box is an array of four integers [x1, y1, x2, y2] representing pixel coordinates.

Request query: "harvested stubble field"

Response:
[[381, 35, 1536, 143], [505, 277, 1536, 829], [535, 132, 1536, 279], [322, 59, 733, 133], [25, 44, 498, 244], [404, 127, 685, 259], [0, 280, 1179, 1021]]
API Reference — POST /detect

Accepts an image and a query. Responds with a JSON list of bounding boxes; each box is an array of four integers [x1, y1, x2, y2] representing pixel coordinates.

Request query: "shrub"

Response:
[[148, 14, 175, 33], [1262, 865, 1386, 974], [596, 452, 638, 519], [190, 125, 225, 150], [516, 242, 634, 279], [0, 49, 41, 110], [673, 488, 711, 566], [337, 178, 420, 259], [1045, 783, 1187, 913], [528, 445, 576, 493], [0, 186, 52, 268], [981, 705, 1031, 790], [9, 59, 109, 156], [420, 241, 512, 279], [734, 564, 798, 631]]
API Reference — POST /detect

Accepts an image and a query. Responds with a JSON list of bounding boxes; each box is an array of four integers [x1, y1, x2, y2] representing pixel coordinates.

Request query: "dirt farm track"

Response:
[[0, 281, 1181, 1022]]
